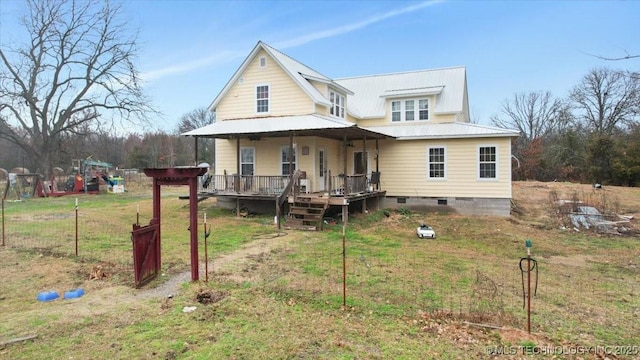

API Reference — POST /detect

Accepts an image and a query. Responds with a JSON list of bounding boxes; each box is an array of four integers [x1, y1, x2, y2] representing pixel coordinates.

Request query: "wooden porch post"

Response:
[[236, 136, 240, 217], [362, 136, 367, 213], [289, 133, 294, 180], [375, 139, 380, 190], [194, 137, 199, 166], [343, 135, 348, 194]]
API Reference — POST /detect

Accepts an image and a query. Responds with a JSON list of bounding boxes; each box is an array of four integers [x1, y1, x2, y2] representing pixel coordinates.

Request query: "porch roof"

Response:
[[181, 114, 393, 141], [365, 122, 520, 140]]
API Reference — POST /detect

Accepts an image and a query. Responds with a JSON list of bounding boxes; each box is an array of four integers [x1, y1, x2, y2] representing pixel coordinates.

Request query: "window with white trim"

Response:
[[390, 98, 429, 122], [256, 85, 269, 113], [428, 146, 446, 179], [240, 147, 255, 176], [281, 145, 297, 176], [478, 146, 497, 179], [330, 90, 345, 118]]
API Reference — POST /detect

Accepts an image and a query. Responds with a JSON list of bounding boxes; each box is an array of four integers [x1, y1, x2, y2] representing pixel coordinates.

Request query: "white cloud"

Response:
[[273, 0, 444, 49], [141, 49, 246, 82], [141, 0, 444, 82]]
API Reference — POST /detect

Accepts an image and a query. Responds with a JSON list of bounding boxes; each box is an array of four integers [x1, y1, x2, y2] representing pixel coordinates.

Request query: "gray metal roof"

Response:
[[182, 114, 392, 141], [335, 67, 467, 119], [364, 122, 519, 140]]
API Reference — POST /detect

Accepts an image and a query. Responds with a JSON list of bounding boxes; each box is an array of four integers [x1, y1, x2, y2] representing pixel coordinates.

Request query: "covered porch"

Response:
[[182, 114, 392, 229]]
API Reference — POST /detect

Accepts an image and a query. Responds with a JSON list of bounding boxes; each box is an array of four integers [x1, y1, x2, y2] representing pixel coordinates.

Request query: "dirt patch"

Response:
[[546, 254, 594, 267], [196, 289, 227, 304], [135, 231, 295, 299]]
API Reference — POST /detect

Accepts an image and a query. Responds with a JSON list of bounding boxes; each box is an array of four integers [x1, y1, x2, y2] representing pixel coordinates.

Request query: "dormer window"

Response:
[[391, 98, 429, 122], [330, 90, 345, 118], [259, 56, 267, 68]]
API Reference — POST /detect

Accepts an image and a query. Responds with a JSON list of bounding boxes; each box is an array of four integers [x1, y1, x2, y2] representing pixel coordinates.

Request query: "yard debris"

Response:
[[196, 289, 227, 304], [555, 200, 637, 236], [182, 306, 197, 313], [0, 334, 38, 348], [89, 264, 109, 280]]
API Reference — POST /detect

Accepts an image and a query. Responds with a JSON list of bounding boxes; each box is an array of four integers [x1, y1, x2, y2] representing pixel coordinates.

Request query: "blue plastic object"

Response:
[[37, 291, 59, 302], [63, 288, 85, 299]]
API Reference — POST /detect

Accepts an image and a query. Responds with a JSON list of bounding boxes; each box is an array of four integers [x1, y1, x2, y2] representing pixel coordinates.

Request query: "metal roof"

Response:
[[335, 67, 467, 118], [364, 122, 519, 140], [182, 114, 392, 141]]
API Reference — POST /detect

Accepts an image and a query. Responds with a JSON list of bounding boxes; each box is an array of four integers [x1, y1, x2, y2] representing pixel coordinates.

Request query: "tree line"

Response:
[[1, 0, 638, 186], [491, 67, 640, 186], [0, 108, 214, 174]]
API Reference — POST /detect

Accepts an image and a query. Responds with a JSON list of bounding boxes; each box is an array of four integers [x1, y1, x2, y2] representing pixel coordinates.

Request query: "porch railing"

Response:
[[328, 173, 368, 195], [202, 172, 374, 197], [203, 174, 291, 195]]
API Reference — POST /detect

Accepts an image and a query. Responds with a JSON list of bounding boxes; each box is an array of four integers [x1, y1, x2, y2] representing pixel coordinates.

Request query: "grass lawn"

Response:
[[0, 182, 639, 359]]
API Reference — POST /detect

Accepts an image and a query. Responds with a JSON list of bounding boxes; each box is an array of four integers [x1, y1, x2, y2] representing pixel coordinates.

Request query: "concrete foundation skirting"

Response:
[[216, 195, 512, 217], [382, 196, 511, 217]]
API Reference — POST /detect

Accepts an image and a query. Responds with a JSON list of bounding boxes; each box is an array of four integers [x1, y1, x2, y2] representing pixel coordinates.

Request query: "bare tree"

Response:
[[177, 107, 215, 165], [491, 91, 570, 142], [177, 107, 215, 134], [569, 68, 640, 136], [0, 0, 152, 177]]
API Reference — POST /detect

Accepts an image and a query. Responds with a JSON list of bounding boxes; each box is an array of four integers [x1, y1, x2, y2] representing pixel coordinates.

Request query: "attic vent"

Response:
[[259, 56, 267, 68]]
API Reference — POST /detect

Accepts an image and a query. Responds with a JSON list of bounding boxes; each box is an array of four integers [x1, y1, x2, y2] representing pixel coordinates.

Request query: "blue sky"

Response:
[[2, 0, 639, 132]]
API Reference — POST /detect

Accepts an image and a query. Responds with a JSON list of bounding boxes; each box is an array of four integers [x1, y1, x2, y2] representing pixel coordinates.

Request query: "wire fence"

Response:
[[1, 197, 135, 269], [1, 189, 638, 341]]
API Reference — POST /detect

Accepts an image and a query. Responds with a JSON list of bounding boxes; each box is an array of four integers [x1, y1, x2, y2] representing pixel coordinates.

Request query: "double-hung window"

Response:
[[256, 85, 269, 113], [240, 147, 255, 176], [391, 98, 429, 122], [479, 146, 497, 179], [281, 145, 297, 176], [330, 90, 345, 118], [428, 146, 446, 179]]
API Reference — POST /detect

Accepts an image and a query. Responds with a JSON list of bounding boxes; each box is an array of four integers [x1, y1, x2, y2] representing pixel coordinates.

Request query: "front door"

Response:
[[318, 148, 327, 191]]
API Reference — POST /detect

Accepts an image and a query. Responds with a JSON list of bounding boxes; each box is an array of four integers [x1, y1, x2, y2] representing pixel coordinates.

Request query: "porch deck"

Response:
[[200, 173, 381, 201]]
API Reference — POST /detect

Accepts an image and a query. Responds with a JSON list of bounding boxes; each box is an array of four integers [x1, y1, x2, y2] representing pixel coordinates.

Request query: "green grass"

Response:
[[1, 188, 640, 359]]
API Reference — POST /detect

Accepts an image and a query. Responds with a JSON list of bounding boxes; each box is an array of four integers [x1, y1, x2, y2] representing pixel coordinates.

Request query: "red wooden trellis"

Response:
[[131, 167, 207, 287]]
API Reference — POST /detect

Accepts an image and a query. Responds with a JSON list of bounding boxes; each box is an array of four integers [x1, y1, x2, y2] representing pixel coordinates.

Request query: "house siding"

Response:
[[376, 137, 512, 199], [216, 49, 314, 119]]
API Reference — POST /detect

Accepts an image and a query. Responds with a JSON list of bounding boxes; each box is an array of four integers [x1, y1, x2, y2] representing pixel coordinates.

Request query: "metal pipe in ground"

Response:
[[75, 198, 78, 256], [527, 255, 531, 333], [203, 213, 209, 282], [342, 203, 347, 309], [2, 198, 5, 247]]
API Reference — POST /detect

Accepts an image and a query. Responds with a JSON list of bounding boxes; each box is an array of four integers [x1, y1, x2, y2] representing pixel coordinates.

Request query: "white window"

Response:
[[390, 98, 429, 122], [240, 147, 255, 176], [419, 99, 429, 120], [281, 145, 297, 176], [330, 90, 345, 118], [405, 100, 415, 121], [256, 85, 269, 113], [428, 146, 446, 179], [391, 101, 401, 122], [478, 146, 497, 179], [259, 56, 267, 68]]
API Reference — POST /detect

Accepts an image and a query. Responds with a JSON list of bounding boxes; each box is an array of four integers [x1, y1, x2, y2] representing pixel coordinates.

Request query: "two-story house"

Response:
[[183, 41, 518, 226]]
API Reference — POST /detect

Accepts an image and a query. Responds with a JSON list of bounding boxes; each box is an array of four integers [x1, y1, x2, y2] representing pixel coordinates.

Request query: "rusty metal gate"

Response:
[[131, 219, 160, 288]]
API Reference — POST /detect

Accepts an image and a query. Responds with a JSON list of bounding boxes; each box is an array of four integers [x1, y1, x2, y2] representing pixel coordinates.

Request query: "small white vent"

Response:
[[259, 56, 267, 68]]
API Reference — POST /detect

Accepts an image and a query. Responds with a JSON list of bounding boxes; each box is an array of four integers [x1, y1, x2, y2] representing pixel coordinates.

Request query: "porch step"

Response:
[[286, 196, 330, 231], [284, 218, 317, 231]]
